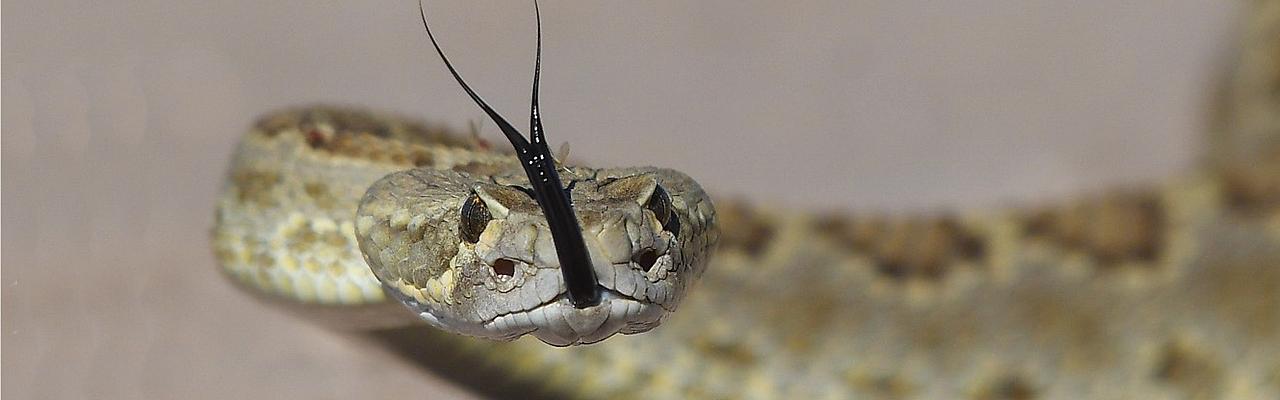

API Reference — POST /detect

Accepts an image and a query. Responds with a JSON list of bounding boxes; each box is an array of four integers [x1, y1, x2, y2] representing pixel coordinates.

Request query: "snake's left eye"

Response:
[[645, 184, 679, 236], [460, 193, 491, 244]]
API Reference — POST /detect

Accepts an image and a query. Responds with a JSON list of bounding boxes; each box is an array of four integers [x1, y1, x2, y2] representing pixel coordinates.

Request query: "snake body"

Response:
[[214, 2, 1280, 399]]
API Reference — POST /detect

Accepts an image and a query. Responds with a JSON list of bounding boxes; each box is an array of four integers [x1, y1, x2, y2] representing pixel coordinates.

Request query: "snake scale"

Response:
[[214, 2, 1280, 399]]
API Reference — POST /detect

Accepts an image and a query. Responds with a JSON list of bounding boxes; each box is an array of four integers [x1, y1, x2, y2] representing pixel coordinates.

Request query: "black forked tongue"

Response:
[[419, 0, 601, 308]]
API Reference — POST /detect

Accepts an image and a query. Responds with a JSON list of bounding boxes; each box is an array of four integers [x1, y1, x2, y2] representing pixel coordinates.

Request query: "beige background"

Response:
[[3, 1, 1240, 398]]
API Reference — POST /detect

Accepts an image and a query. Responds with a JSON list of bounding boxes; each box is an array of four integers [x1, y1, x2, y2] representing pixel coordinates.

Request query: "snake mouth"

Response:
[[481, 287, 666, 346]]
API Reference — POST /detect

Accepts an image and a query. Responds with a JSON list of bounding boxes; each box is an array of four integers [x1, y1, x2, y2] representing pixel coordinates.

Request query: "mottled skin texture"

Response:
[[214, 2, 1280, 399]]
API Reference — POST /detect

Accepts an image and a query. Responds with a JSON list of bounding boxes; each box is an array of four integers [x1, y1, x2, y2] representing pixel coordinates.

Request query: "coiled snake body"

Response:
[[214, 3, 1280, 398]]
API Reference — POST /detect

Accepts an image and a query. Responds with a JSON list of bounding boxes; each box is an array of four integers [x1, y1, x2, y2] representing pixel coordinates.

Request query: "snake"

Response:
[[214, 1, 1280, 399]]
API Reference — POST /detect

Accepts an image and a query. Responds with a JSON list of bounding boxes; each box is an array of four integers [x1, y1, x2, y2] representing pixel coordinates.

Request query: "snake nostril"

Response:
[[493, 258, 516, 278], [632, 249, 659, 272]]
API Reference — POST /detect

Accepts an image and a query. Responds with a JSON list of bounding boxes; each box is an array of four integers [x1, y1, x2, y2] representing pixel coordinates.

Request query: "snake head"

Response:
[[356, 166, 717, 346], [387, 1, 718, 345]]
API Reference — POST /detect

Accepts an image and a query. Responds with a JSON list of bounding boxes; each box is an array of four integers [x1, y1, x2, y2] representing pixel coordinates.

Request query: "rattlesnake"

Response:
[[213, 2, 1280, 398]]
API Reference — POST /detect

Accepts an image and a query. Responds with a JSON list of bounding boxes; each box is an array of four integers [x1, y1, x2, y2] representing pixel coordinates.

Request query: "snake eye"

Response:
[[645, 184, 679, 236], [460, 193, 492, 244]]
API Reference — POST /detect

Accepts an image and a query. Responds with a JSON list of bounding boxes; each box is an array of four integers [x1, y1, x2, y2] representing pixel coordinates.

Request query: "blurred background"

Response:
[[2, 0, 1242, 398]]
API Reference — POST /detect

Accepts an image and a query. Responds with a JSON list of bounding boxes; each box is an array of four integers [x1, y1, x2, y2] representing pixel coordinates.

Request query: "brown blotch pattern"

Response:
[[232, 170, 281, 207], [692, 339, 758, 366], [255, 106, 491, 168], [302, 129, 436, 167], [1219, 153, 1280, 215], [452, 160, 512, 177], [1152, 340, 1224, 400], [817, 216, 987, 282], [971, 374, 1037, 400], [844, 371, 915, 400], [1022, 192, 1165, 268], [255, 106, 470, 147], [284, 223, 348, 258], [715, 201, 777, 258], [303, 182, 338, 210]]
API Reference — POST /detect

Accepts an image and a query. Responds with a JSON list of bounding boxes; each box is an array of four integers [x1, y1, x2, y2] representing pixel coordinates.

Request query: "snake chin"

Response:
[[407, 287, 666, 346], [487, 289, 666, 346]]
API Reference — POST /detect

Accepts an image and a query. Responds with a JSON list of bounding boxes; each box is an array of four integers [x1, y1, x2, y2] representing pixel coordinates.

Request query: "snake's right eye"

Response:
[[460, 193, 492, 244], [645, 184, 680, 238]]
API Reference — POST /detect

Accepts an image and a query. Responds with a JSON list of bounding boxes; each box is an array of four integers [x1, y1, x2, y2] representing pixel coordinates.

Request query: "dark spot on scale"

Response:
[[844, 372, 916, 399], [693, 339, 758, 366], [1152, 340, 1224, 398], [232, 170, 281, 207], [875, 259, 909, 281], [716, 201, 776, 257], [1220, 159, 1280, 215], [305, 129, 327, 148], [452, 161, 508, 177], [972, 374, 1038, 400], [410, 150, 434, 167], [303, 181, 337, 209], [940, 218, 988, 261]]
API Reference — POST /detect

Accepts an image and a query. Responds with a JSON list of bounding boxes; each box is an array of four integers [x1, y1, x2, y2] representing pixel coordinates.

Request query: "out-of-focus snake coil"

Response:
[[213, 2, 1280, 398]]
